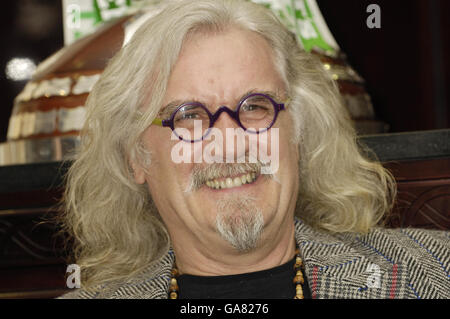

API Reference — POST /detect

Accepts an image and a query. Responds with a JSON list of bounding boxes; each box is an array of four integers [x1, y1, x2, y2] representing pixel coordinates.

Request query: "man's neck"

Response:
[[171, 219, 297, 277]]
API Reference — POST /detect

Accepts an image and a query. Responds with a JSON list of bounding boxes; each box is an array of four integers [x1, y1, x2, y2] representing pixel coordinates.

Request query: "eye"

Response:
[[177, 112, 201, 120], [174, 104, 209, 124], [241, 103, 269, 112], [241, 95, 273, 112]]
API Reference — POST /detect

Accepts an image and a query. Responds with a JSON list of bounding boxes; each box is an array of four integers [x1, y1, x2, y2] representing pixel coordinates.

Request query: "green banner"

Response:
[[251, 0, 336, 54]]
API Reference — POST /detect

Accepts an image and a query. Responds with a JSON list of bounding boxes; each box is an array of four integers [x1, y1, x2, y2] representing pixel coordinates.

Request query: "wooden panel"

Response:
[[0, 189, 63, 211], [383, 158, 450, 229], [0, 264, 70, 299], [0, 209, 66, 267], [384, 158, 450, 181], [0, 208, 69, 298]]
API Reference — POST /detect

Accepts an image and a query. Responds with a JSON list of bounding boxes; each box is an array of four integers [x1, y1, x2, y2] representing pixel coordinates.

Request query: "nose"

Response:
[[208, 106, 248, 163], [211, 106, 240, 131]]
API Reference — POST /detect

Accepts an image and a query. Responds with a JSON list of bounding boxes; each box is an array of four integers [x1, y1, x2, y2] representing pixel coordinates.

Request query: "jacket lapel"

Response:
[[294, 219, 410, 299]]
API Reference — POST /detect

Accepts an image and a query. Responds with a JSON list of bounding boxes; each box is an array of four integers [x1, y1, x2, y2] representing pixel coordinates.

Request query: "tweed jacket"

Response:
[[60, 219, 450, 299]]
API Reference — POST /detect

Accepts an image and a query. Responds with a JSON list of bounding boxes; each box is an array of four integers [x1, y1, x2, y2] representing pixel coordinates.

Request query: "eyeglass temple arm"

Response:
[[281, 98, 291, 110], [152, 118, 170, 126]]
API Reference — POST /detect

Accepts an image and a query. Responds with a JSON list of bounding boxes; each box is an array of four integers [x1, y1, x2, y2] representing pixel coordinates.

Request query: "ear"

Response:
[[131, 161, 146, 185]]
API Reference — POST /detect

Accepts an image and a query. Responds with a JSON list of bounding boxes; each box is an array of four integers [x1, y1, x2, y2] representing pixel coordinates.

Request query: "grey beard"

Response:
[[215, 195, 264, 252]]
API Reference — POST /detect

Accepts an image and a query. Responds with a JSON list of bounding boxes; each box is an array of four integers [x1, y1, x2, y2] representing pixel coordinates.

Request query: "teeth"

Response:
[[205, 172, 258, 190]]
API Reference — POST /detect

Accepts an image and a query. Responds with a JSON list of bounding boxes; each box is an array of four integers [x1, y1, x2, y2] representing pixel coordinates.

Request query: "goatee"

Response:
[[215, 195, 264, 252]]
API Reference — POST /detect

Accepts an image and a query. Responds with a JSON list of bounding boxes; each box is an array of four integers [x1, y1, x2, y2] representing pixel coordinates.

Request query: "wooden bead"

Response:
[[296, 284, 304, 295], [169, 277, 179, 293], [169, 291, 178, 299], [293, 271, 304, 285], [170, 265, 179, 298]]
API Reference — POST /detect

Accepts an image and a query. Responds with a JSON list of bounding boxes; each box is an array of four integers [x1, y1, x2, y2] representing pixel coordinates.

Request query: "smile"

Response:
[[205, 172, 258, 190]]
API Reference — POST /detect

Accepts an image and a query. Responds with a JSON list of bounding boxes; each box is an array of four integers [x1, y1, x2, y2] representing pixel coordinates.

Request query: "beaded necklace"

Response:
[[169, 247, 305, 299]]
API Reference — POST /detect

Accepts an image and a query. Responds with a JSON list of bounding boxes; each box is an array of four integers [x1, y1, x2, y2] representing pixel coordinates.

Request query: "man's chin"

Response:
[[214, 195, 264, 253]]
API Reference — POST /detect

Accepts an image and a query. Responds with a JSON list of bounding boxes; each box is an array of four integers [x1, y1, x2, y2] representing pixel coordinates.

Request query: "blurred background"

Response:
[[0, 0, 449, 142]]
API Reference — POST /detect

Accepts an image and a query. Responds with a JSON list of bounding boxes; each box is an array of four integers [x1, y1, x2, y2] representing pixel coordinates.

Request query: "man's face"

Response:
[[135, 28, 299, 252]]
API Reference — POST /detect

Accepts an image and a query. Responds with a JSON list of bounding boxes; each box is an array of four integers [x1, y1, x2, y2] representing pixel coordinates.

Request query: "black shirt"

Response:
[[177, 256, 311, 299]]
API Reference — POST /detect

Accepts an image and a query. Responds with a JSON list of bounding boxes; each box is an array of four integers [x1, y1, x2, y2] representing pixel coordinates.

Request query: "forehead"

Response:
[[163, 27, 285, 105]]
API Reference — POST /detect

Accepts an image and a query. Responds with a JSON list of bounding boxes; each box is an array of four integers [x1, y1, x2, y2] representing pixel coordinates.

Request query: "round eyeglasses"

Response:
[[152, 93, 288, 143]]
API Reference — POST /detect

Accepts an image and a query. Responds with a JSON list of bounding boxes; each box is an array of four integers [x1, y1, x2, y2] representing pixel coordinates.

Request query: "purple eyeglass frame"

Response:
[[156, 93, 286, 143]]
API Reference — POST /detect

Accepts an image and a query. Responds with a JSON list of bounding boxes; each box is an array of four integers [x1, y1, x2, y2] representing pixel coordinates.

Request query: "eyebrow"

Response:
[[158, 99, 200, 118], [158, 89, 284, 118]]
